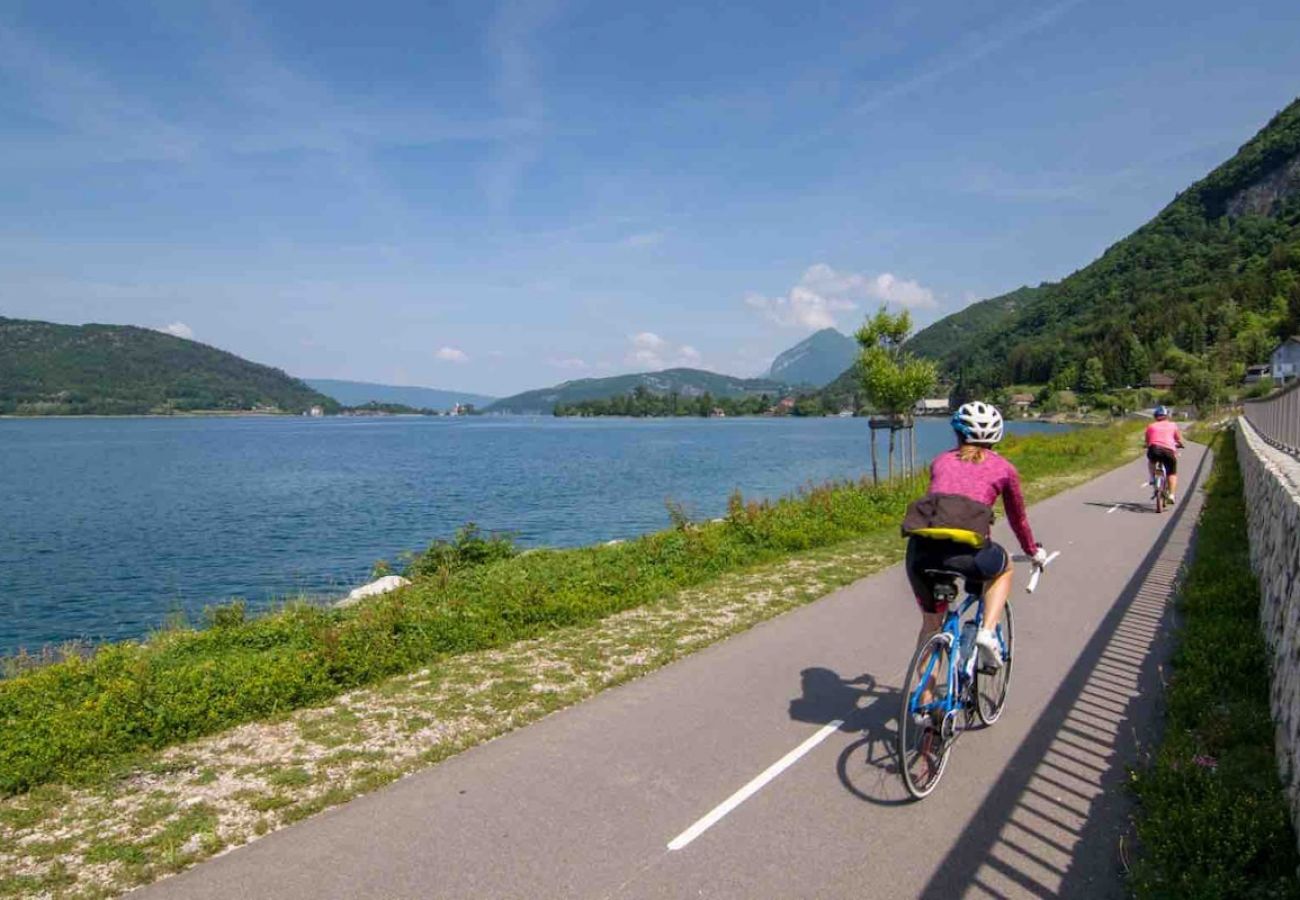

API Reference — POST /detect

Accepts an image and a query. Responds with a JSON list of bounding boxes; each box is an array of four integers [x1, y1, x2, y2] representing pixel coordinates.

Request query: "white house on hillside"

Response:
[[1273, 337, 1300, 384], [914, 398, 950, 415]]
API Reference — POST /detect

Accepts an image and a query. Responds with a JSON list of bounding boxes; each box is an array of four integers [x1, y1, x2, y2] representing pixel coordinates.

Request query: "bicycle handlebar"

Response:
[[1026, 550, 1060, 594]]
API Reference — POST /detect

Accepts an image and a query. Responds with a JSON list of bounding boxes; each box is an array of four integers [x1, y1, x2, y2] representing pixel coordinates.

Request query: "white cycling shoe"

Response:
[[975, 628, 1002, 670]]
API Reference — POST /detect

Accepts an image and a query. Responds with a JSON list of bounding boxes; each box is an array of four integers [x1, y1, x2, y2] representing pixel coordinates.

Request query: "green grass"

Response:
[[0, 422, 1142, 797], [1130, 428, 1300, 900]]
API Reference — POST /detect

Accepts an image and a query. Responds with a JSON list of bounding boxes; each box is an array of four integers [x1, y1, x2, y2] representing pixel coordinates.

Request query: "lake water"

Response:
[[0, 415, 1070, 654]]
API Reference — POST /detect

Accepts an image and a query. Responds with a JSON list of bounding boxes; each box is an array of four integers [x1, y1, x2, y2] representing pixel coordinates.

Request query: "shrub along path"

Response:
[[1, 423, 1144, 898]]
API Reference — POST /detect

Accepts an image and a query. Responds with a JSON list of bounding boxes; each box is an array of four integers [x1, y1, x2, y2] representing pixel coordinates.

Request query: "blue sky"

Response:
[[2, 0, 1299, 396]]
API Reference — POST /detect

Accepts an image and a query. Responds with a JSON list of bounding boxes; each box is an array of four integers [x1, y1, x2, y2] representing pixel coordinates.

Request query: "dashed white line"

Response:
[[666, 720, 843, 851]]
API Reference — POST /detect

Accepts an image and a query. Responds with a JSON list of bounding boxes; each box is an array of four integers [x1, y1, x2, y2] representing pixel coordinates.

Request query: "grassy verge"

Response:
[[0, 421, 1144, 898], [1129, 428, 1300, 899], [0, 422, 1143, 798]]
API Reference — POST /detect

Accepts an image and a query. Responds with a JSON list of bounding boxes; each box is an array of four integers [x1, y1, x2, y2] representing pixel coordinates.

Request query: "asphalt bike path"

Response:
[[142, 445, 1210, 899]]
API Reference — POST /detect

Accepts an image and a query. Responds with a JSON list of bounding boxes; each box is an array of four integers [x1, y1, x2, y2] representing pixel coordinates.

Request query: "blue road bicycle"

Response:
[[897, 553, 1057, 799]]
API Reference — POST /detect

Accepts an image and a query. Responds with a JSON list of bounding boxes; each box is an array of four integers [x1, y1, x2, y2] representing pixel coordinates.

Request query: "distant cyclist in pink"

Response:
[[1145, 405, 1185, 503]]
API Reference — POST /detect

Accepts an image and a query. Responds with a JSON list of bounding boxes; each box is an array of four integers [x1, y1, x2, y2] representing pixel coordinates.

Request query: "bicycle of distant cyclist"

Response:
[[1151, 459, 1170, 513], [897, 553, 1058, 800]]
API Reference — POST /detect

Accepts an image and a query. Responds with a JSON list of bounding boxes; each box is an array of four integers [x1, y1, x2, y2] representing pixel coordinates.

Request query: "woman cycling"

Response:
[[902, 401, 1047, 670], [1145, 406, 1185, 504]]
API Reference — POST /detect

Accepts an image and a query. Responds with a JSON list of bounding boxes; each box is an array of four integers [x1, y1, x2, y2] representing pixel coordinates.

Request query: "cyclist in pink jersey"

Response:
[[1145, 406, 1185, 502], [902, 401, 1047, 670]]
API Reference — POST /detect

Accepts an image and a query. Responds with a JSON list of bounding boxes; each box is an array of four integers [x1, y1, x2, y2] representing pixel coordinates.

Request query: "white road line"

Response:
[[1107, 504, 1120, 514], [666, 720, 843, 851]]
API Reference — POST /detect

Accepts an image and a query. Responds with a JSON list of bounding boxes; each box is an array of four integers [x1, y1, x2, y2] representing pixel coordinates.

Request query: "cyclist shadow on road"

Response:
[[788, 667, 911, 807]]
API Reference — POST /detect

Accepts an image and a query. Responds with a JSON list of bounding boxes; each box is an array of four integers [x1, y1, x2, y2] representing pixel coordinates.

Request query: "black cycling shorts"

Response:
[[1146, 445, 1177, 475], [905, 536, 1010, 614]]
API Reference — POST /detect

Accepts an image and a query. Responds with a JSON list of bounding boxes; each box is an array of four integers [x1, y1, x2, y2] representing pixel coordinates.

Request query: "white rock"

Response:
[[336, 575, 412, 608]]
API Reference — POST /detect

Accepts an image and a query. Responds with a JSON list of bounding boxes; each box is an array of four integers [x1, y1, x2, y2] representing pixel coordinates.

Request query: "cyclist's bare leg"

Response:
[[1147, 456, 1157, 482], [980, 564, 1014, 632], [1168, 473, 1179, 497]]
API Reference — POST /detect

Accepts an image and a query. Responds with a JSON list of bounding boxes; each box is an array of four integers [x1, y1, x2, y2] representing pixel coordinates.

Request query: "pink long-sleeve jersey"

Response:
[[928, 449, 1037, 555]]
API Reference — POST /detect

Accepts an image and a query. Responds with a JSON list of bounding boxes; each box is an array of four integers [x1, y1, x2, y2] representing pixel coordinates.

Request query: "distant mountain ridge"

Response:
[[0, 317, 336, 416], [306, 379, 495, 411], [767, 328, 858, 387], [487, 368, 785, 414]]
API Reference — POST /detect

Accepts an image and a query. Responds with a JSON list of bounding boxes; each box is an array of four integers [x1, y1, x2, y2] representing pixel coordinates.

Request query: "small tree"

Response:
[[856, 308, 937, 481], [1081, 356, 1107, 396]]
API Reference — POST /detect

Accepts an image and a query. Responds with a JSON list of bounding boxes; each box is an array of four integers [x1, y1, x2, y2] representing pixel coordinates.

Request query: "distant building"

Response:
[[709, 407, 727, 418], [307, 405, 325, 418], [1010, 393, 1034, 410], [1244, 364, 1272, 385], [772, 396, 797, 415], [1147, 372, 1177, 390], [1272, 337, 1300, 384], [914, 398, 950, 416]]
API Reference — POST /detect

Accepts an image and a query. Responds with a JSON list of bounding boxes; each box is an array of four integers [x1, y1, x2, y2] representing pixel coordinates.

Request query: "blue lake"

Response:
[[0, 415, 1070, 654]]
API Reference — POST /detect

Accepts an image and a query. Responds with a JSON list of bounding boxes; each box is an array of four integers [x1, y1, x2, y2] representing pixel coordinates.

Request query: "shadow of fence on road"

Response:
[[914, 447, 1210, 899]]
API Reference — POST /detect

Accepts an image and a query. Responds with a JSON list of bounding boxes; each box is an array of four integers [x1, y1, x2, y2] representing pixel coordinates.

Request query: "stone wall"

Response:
[[1237, 418, 1300, 831]]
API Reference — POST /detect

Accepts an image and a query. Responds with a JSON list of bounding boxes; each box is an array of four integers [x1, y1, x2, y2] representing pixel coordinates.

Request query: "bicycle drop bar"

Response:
[[1026, 550, 1061, 594]]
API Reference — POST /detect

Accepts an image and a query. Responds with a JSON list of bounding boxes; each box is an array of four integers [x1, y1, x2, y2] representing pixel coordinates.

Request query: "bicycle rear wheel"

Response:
[[898, 633, 955, 800], [975, 602, 1014, 725], [1154, 467, 1165, 513]]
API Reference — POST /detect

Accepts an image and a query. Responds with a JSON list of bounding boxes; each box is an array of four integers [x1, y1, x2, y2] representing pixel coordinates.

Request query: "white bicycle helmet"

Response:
[[951, 401, 1004, 445]]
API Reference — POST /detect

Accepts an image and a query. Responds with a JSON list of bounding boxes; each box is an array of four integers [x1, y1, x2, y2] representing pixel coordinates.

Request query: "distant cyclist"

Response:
[[1145, 405, 1185, 504], [901, 402, 1048, 670]]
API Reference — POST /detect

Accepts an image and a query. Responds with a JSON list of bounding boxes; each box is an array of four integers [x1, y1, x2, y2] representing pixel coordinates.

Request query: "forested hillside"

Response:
[[0, 318, 337, 415], [487, 368, 785, 414], [905, 96, 1300, 408]]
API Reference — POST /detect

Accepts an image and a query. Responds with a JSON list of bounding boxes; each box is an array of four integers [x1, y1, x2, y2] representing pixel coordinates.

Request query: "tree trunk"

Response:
[[870, 429, 879, 485], [888, 426, 895, 482]]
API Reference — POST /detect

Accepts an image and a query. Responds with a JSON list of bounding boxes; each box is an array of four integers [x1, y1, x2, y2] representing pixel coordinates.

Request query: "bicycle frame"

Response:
[[906, 593, 992, 724]]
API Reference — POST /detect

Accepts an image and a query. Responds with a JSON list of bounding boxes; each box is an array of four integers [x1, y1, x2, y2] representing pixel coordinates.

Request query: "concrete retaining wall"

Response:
[[1237, 418, 1300, 829]]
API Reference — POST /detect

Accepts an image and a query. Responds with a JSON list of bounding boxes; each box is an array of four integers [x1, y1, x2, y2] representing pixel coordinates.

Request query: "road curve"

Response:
[[141, 444, 1210, 899]]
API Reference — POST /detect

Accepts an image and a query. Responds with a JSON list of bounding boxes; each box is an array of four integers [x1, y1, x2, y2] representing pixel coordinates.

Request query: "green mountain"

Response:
[[0, 317, 338, 416], [903, 97, 1300, 403], [767, 328, 859, 387], [306, 379, 495, 411], [487, 368, 786, 414]]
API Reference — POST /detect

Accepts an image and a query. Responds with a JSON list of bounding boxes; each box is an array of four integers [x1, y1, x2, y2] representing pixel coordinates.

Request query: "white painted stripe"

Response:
[[1107, 504, 1120, 514], [667, 720, 843, 851]]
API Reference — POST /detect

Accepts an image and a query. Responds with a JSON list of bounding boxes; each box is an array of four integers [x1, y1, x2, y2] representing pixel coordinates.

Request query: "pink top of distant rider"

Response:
[[929, 449, 1037, 556], [1145, 419, 1183, 453]]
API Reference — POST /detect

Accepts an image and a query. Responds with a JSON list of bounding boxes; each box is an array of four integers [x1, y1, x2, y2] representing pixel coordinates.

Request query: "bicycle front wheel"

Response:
[[975, 601, 1014, 725], [898, 633, 955, 800]]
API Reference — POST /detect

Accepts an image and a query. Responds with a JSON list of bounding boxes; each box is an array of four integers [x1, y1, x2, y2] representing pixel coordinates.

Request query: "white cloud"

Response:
[[548, 357, 589, 370], [158, 322, 194, 339], [624, 332, 702, 370], [746, 263, 936, 330], [436, 346, 469, 363]]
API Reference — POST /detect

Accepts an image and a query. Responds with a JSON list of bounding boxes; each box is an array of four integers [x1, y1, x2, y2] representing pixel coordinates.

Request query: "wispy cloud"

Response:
[[481, 0, 559, 212], [853, 0, 1085, 115], [547, 356, 589, 369], [746, 263, 936, 330], [436, 347, 470, 363], [620, 230, 664, 249]]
